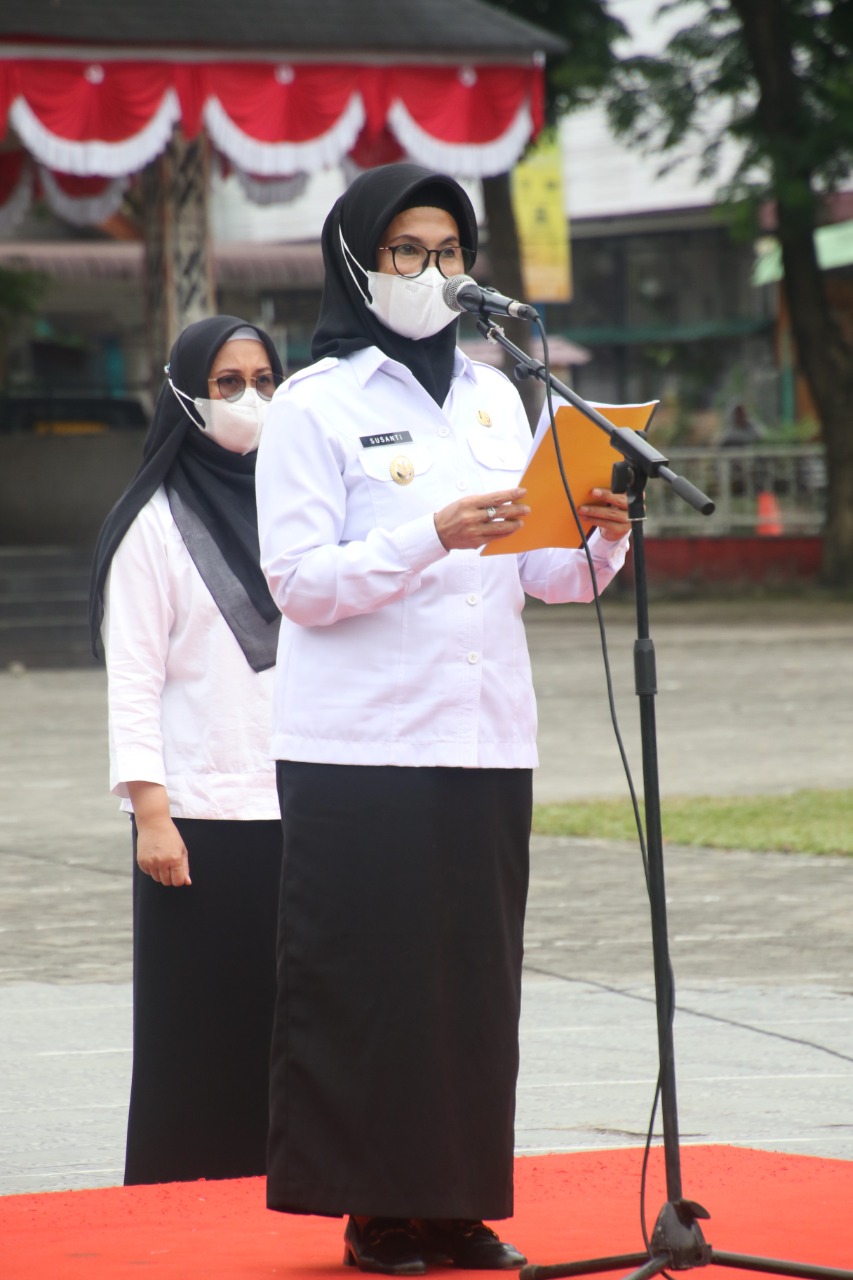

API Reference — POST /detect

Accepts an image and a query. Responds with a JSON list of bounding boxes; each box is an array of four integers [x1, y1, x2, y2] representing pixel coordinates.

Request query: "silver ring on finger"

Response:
[[485, 505, 497, 522]]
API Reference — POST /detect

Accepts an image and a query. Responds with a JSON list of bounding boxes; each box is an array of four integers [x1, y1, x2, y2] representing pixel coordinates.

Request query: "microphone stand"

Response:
[[475, 314, 853, 1280]]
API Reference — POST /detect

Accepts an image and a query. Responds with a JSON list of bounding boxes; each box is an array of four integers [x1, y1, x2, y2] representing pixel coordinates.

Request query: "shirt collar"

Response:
[[348, 344, 477, 388], [452, 347, 478, 384]]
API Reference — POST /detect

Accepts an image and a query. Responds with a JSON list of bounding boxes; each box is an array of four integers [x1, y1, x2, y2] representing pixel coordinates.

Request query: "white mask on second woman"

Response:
[[340, 228, 458, 341], [169, 380, 268, 455]]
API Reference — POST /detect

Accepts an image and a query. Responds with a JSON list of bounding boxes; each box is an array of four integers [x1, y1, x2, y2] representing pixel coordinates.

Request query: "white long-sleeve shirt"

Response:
[[103, 486, 279, 819], [256, 346, 628, 769]]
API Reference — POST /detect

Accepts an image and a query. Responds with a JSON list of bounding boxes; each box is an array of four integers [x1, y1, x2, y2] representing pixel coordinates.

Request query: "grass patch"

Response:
[[532, 789, 853, 855]]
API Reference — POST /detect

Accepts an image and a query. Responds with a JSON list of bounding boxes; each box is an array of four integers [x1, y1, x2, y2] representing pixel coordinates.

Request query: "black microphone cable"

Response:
[[531, 313, 676, 1265]]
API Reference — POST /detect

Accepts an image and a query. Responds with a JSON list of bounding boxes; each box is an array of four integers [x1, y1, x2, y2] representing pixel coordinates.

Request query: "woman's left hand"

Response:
[[577, 488, 631, 542]]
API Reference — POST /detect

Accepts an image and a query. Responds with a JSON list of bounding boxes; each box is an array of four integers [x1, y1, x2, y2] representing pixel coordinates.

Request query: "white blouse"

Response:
[[256, 346, 629, 770], [103, 486, 279, 820]]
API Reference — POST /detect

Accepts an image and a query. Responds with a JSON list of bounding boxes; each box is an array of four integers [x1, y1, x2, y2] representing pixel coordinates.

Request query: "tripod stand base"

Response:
[[522, 1253, 853, 1280], [520, 1252, 659, 1280], [711, 1253, 853, 1280], [520, 1197, 853, 1280], [520, 1197, 710, 1280]]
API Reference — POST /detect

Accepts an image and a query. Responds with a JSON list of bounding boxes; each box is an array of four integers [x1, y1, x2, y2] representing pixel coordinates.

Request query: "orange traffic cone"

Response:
[[756, 490, 783, 536]]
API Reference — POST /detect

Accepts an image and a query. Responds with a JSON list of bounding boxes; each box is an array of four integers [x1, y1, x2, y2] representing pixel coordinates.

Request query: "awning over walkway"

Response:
[[0, 239, 505, 292], [557, 317, 772, 346], [461, 335, 591, 368], [0, 239, 326, 287]]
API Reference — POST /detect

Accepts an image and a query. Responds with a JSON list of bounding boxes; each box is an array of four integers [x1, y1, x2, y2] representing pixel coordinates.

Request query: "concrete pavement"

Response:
[[1, 594, 852, 1195]]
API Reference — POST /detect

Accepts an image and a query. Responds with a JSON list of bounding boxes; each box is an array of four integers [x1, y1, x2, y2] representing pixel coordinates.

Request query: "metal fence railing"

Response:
[[644, 445, 826, 537]]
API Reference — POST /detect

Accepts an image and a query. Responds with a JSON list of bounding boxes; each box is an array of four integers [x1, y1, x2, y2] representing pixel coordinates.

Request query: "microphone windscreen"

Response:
[[442, 274, 477, 313]]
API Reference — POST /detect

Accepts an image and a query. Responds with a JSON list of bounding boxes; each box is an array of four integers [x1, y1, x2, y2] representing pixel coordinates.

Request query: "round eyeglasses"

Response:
[[378, 242, 476, 279], [208, 372, 282, 403]]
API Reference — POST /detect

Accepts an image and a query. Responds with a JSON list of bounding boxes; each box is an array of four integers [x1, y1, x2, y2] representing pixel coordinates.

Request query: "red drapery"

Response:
[[0, 150, 128, 231], [0, 60, 543, 180]]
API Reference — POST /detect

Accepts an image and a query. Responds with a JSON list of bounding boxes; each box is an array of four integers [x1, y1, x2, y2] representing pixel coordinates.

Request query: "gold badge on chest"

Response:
[[389, 455, 415, 485], [477, 409, 492, 427]]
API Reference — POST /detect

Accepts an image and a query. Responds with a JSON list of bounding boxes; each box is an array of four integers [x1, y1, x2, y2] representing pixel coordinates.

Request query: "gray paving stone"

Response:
[[1, 596, 852, 1194], [0, 984, 130, 1194]]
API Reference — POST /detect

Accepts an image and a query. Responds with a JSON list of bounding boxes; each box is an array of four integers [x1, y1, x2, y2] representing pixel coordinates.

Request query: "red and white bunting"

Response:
[[0, 60, 543, 180]]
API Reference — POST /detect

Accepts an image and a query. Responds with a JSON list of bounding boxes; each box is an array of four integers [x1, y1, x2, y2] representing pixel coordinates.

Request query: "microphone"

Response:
[[442, 274, 539, 322]]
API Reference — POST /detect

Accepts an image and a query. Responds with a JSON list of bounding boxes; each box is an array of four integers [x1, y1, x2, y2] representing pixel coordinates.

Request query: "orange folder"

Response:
[[481, 399, 658, 555]]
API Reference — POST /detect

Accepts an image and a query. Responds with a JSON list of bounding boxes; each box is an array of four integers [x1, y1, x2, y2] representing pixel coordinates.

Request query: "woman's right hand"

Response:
[[126, 781, 192, 887], [434, 487, 529, 551], [136, 817, 192, 886]]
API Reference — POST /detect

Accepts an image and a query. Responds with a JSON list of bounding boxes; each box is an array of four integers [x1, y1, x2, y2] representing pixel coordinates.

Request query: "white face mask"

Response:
[[169, 380, 268, 454], [340, 228, 458, 341]]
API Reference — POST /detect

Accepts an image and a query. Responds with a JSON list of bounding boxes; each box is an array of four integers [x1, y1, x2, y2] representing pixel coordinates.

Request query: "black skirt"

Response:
[[125, 817, 283, 1185], [267, 762, 532, 1220]]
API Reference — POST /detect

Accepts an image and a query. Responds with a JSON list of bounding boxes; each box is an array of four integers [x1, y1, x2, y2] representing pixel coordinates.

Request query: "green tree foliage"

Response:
[[605, 0, 853, 586], [0, 264, 46, 387], [488, 0, 626, 114], [608, 0, 853, 229], [0, 263, 45, 322], [486, 0, 853, 585], [476, 2, 625, 424]]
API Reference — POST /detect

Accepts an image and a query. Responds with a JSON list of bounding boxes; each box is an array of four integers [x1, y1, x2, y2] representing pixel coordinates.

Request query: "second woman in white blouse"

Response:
[[90, 315, 284, 1186]]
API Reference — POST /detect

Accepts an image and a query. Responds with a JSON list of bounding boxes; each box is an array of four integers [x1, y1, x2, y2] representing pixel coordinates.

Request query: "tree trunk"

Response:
[[731, 0, 853, 586], [780, 239, 853, 585], [481, 172, 540, 430]]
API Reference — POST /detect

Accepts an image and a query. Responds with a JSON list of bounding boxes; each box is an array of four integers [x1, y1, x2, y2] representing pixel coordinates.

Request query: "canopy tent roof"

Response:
[[0, 1, 560, 199], [0, 0, 564, 58], [0, 0, 564, 373]]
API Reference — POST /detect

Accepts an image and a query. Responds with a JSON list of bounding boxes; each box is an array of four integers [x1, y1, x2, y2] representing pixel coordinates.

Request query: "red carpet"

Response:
[[2, 1146, 851, 1279]]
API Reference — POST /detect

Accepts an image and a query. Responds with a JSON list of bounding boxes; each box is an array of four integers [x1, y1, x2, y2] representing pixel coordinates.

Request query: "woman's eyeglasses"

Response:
[[378, 243, 476, 279], [208, 373, 282, 403]]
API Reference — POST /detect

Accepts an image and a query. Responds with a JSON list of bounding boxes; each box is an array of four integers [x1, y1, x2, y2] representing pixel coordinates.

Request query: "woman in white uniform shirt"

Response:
[[89, 316, 284, 1185], [256, 165, 630, 1274]]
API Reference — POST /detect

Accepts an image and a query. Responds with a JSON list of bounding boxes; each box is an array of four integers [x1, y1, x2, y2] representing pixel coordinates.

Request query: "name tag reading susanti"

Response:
[[360, 431, 413, 448]]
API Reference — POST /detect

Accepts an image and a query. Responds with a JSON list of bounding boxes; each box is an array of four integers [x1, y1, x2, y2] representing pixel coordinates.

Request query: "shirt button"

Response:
[[438, 425, 450, 438], [467, 651, 480, 664], [456, 478, 468, 491], [466, 593, 480, 606]]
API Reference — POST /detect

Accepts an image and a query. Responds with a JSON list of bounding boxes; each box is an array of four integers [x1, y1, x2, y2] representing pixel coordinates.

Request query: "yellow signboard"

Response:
[[510, 135, 571, 303]]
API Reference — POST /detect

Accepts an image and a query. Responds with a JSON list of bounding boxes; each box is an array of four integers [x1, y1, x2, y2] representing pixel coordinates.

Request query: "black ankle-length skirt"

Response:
[[125, 817, 283, 1185], [267, 762, 532, 1220]]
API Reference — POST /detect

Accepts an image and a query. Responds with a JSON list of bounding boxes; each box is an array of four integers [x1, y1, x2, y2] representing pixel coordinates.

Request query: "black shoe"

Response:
[[343, 1217, 427, 1275], [416, 1219, 527, 1270]]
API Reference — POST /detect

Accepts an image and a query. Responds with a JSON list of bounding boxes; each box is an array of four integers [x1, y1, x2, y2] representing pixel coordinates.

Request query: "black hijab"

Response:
[[88, 315, 284, 671], [312, 163, 478, 406]]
